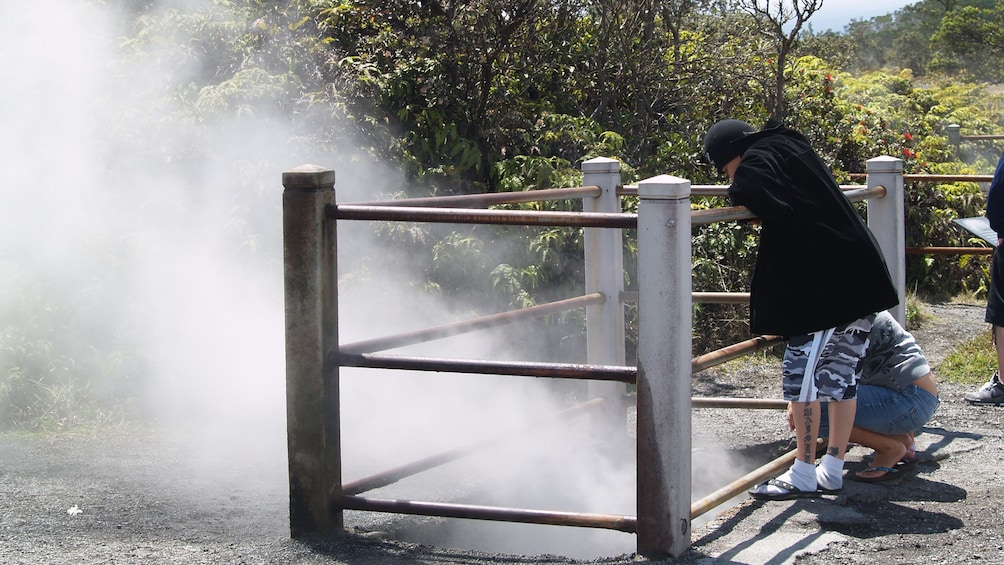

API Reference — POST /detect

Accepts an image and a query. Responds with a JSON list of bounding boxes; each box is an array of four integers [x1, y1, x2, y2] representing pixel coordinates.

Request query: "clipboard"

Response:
[[953, 216, 999, 248]]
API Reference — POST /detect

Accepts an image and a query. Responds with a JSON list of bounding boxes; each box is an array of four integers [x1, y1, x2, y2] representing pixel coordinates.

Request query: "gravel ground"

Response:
[[1, 300, 1002, 564]]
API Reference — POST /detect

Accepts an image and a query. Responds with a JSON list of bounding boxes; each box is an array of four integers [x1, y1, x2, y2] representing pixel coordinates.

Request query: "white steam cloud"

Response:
[[1, 1, 760, 559]]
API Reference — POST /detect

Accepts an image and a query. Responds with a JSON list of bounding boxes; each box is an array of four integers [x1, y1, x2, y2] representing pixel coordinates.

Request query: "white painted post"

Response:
[[581, 157, 628, 436], [866, 156, 906, 326], [635, 174, 692, 558]]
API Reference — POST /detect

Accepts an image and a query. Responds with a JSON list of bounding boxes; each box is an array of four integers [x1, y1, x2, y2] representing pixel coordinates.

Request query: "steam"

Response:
[[2, 0, 300, 464], [1, 0, 755, 559]]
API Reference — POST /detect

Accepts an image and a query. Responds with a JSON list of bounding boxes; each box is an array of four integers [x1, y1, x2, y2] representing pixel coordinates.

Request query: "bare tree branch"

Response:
[[736, 0, 823, 120]]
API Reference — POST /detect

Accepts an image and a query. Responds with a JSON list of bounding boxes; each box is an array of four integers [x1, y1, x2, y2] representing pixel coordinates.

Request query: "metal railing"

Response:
[[946, 124, 1004, 147], [282, 157, 907, 559]]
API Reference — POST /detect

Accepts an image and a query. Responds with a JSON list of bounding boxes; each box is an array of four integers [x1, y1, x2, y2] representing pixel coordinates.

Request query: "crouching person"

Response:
[[809, 310, 940, 482]]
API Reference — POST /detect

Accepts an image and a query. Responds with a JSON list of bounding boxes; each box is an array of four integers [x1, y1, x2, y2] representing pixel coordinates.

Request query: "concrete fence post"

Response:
[[635, 174, 692, 558], [581, 157, 628, 437], [282, 164, 342, 537], [865, 156, 906, 326], [947, 124, 961, 148]]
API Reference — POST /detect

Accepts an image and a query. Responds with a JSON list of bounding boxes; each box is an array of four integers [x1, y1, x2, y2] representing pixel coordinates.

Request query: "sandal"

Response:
[[851, 459, 918, 483], [749, 478, 823, 501]]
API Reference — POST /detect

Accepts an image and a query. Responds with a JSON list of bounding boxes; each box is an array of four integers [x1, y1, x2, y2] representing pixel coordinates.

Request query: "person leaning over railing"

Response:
[[808, 310, 939, 482], [702, 118, 900, 501], [966, 149, 1004, 406]]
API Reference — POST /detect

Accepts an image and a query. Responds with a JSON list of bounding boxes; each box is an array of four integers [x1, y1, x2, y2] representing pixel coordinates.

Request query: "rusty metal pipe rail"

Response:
[[339, 440, 812, 529], [691, 397, 788, 409], [341, 293, 605, 355], [332, 204, 637, 228], [847, 173, 994, 183], [691, 335, 784, 373], [690, 186, 884, 226], [620, 291, 750, 304], [337, 352, 637, 383], [348, 186, 602, 208], [342, 398, 605, 496], [620, 184, 881, 197], [960, 135, 1004, 141], [689, 292, 751, 304], [336, 495, 638, 533], [906, 246, 993, 256], [334, 186, 883, 229], [340, 333, 783, 382], [620, 185, 730, 197], [690, 439, 825, 520]]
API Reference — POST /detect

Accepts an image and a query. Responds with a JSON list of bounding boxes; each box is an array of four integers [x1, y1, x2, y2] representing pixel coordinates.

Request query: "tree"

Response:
[[929, 4, 1004, 81], [801, 0, 1000, 76], [736, 0, 823, 120]]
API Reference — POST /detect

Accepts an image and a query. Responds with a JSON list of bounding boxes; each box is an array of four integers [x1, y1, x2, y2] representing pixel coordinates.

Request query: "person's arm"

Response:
[[727, 150, 793, 221]]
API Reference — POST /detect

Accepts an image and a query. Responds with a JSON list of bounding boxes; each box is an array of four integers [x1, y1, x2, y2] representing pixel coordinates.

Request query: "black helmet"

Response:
[[703, 119, 756, 171]]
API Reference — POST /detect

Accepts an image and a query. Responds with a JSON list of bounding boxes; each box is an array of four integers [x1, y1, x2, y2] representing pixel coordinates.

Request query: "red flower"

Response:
[[903, 133, 913, 140]]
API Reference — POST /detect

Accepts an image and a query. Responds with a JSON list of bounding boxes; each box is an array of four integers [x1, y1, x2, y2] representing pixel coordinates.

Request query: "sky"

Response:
[[811, 0, 916, 31]]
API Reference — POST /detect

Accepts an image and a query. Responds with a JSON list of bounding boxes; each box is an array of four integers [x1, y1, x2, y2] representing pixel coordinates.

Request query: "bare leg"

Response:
[[995, 325, 1004, 372], [903, 431, 916, 460], [790, 400, 821, 464], [850, 428, 909, 479], [825, 399, 856, 459]]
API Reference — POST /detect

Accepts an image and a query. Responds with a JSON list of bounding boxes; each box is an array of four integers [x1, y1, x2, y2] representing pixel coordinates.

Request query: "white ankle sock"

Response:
[[816, 454, 844, 490], [757, 459, 817, 495]]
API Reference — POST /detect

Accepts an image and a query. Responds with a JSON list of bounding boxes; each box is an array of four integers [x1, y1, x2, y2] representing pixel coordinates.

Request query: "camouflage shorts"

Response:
[[782, 315, 876, 402]]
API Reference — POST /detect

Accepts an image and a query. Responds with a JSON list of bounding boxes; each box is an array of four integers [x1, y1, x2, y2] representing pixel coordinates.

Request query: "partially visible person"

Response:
[[966, 150, 1004, 406], [809, 310, 939, 482], [703, 118, 899, 501]]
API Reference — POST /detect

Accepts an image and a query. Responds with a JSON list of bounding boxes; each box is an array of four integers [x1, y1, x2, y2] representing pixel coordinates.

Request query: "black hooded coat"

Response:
[[726, 121, 899, 336]]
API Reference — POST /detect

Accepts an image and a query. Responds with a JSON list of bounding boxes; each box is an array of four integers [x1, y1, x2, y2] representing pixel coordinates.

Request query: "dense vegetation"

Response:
[[3, 0, 1004, 430]]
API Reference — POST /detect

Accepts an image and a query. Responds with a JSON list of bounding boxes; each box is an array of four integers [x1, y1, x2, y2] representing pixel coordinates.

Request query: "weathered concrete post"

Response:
[[866, 156, 906, 326], [282, 164, 341, 537], [635, 174, 692, 558], [947, 124, 961, 148], [581, 157, 628, 436]]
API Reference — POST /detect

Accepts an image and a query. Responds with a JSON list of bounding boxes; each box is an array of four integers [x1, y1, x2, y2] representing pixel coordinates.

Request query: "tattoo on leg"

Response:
[[801, 405, 814, 460], [827, 446, 839, 457]]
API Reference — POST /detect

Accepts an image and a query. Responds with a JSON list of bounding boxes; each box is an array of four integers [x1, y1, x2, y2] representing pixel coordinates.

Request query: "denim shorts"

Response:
[[819, 383, 940, 436]]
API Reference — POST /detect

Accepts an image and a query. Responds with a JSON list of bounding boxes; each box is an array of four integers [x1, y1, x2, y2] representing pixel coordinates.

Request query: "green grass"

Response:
[[939, 328, 997, 386]]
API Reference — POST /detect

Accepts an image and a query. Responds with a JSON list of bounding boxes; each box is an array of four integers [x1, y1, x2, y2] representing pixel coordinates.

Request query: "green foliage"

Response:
[[805, 0, 994, 77], [929, 4, 1004, 82], [903, 174, 989, 299], [689, 218, 759, 352], [788, 67, 1004, 299]]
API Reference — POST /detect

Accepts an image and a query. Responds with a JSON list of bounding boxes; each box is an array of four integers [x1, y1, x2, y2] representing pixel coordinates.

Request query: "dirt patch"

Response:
[[1, 300, 1002, 564]]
